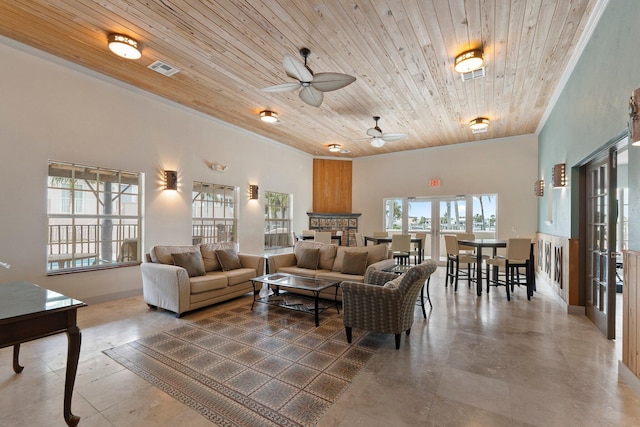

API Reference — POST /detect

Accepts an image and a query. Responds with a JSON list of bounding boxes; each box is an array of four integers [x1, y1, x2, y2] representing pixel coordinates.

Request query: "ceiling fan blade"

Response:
[[381, 133, 408, 142], [366, 127, 382, 137], [370, 138, 385, 148], [261, 82, 301, 92], [311, 72, 356, 92], [299, 86, 323, 107], [282, 54, 313, 82]]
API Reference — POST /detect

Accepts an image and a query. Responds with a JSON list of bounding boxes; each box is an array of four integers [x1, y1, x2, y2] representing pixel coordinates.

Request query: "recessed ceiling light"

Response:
[[455, 49, 484, 73], [107, 33, 141, 59], [259, 110, 278, 123]]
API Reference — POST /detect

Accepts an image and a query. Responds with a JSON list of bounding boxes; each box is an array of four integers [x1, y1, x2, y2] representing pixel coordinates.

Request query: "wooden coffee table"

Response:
[[250, 273, 340, 326]]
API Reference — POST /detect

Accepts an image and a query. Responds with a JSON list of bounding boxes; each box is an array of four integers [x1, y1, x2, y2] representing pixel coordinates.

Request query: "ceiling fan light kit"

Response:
[[107, 33, 141, 59], [454, 49, 484, 73], [262, 47, 356, 107], [259, 110, 279, 123]]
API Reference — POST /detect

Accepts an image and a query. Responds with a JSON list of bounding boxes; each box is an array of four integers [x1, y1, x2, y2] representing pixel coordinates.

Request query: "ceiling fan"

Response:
[[361, 116, 408, 147], [262, 47, 356, 107]]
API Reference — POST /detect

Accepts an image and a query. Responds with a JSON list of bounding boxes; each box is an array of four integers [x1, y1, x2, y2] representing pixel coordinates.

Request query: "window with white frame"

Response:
[[47, 161, 142, 273], [192, 182, 237, 245], [264, 191, 291, 248]]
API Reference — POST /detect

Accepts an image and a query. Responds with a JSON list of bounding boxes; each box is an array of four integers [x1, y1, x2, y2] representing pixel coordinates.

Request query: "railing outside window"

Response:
[[264, 191, 291, 248], [192, 182, 237, 244]]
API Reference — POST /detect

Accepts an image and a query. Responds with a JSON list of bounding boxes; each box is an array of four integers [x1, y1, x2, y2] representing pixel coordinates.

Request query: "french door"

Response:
[[585, 149, 617, 339]]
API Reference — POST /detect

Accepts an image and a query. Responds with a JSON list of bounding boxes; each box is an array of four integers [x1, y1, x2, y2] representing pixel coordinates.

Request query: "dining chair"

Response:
[[354, 232, 365, 247], [443, 234, 477, 291], [313, 231, 332, 244], [291, 231, 298, 246], [485, 237, 532, 301], [372, 231, 389, 237], [409, 232, 427, 264], [391, 234, 412, 265], [301, 229, 314, 237]]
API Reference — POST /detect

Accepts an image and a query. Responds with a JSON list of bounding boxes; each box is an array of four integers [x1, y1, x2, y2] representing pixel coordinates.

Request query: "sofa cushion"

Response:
[[383, 275, 403, 289], [150, 245, 201, 265], [294, 241, 337, 270], [317, 271, 365, 282], [341, 251, 368, 275], [171, 251, 206, 277], [190, 272, 228, 293], [297, 248, 320, 270], [333, 244, 388, 272], [224, 268, 258, 286], [278, 266, 330, 278], [200, 242, 237, 271], [216, 248, 242, 271]]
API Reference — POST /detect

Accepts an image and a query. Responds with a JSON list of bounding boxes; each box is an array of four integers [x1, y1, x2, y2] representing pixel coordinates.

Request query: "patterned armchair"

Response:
[[341, 260, 437, 349]]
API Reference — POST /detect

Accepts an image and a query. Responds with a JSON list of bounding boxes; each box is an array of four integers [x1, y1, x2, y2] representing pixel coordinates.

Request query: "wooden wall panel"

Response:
[[623, 250, 640, 375], [313, 159, 352, 213]]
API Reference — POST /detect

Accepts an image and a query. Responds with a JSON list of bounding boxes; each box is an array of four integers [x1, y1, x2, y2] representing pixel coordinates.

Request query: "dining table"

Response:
[[364, 235, 424, 264], [457, 238, 535, 296]]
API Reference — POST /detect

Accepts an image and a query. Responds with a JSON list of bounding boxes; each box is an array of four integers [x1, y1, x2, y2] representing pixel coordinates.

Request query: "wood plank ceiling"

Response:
[[0, 0, 599, 157]]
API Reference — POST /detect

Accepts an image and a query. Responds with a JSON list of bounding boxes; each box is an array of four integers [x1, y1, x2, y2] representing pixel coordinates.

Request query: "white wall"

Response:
[[353, 134, 538, 239], [0, 37, 313, 303]]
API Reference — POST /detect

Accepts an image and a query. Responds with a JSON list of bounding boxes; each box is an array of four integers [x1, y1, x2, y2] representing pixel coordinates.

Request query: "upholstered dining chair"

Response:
[[391, 234, 412, 265], [313, 231, 332, 244], [485, 237, 532, 301], [354, 232, 365, 247], [409, 232, 427, 264], [444, 234, 478, 291], [341, 260, 437, 349], [372, 231, 389, 237]]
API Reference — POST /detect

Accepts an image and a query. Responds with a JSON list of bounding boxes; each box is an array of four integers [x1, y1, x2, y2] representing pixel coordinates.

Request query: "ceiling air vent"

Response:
[[460, 67, 485, 82], [148, 60, 180, 77]]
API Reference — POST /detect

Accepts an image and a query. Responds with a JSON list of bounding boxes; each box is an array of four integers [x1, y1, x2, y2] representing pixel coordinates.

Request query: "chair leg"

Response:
[[395, 334, 401, 349], [406, 328, 411, 336], [420, 286, 427, 319], [454, 260, 460, 292], [345, 327, 352, 343]]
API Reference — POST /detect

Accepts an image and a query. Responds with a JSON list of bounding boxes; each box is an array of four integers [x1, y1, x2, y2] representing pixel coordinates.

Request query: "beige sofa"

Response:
[[267, 241, 395, 300], [141, 242, 264, 317]]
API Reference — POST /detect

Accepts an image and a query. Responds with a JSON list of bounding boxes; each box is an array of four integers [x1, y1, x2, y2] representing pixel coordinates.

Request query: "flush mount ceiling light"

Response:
[[454, 49, 484, 73], [259, 110, 278, 123], [328, 144, 341, 152], [469, 117, 489, 131], [107, 33, 141, 59]]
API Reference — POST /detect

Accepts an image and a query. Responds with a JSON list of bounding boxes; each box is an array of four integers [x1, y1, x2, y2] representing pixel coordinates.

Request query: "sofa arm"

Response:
[[268, 252, 297, 273], [365, 270, 399, 286], [140, 262, 191, 315], [238, 253, 265, 276], [364, 258, 396, 279]]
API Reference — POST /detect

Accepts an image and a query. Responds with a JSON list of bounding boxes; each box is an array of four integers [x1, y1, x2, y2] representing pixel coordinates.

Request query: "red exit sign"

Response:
[[429, 179, 441, 187]]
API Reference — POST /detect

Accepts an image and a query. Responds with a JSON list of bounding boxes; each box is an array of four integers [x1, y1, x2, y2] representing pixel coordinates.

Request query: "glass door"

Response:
[[585, 148, 617, 339]]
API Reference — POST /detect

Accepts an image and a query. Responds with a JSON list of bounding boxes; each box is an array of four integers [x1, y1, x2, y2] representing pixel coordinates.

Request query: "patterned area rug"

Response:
[[104, 303, 385, 426]]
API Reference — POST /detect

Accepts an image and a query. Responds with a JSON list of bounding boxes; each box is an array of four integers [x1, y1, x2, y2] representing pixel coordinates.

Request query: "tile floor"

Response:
[[2, 267, 640, 426]]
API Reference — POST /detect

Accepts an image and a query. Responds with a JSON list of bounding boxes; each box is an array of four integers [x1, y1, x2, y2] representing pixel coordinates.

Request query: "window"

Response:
[[384, 198, 403, 231], [264, 191, 291, 248], [472, 194, 497, 235], [192, 182, 237, 244], [47, 161, 142, 273]]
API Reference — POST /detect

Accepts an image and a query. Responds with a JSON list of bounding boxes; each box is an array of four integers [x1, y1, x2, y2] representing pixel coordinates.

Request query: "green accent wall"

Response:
[[538, 0, 640, 249]]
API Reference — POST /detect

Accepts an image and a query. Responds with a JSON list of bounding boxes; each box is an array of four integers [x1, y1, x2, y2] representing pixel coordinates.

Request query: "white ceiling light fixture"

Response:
[[107, 33, 141, 59], [328, 144, 341, 152], [259, 110, 279, 123], [454, 49, 484, 73], [469, 117, 490, 133]]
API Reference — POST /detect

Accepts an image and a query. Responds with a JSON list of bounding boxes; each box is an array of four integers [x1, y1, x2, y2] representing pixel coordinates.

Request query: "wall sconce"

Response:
[[629, 88, 640, 146], [454, 49, 484, 73], [552, 164, 567, 187], [259, 110, 279, 123], [165, 170, 177, 190], [248, 184, 259, 200], [107, 33, 142, 59], [534, 179, 544, 197]]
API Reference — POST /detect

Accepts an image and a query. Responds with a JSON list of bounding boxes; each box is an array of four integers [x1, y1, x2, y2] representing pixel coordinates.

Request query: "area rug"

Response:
[[104, 303, 386, 426]]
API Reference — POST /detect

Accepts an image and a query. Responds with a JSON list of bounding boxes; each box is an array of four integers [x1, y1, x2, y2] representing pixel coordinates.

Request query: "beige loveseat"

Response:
[[267, 241, 395, 300], [141, 242, 264, 317]]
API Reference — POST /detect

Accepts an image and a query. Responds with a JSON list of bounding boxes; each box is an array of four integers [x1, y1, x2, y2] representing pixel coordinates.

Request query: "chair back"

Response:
[[391, 234, 411, 251], [457, 233, 476, 252], [444, 234, 459, 256], [506, 238, 531, 261], [314, 231, 332, 244], [291, 231, 298, 245], [373, 231, 389, 237], [301, 229, 314, 237], [354, 232, 365, 247]]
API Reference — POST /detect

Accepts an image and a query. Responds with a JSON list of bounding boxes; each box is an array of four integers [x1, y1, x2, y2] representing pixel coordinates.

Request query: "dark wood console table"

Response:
[[0, 281, 86, 426]]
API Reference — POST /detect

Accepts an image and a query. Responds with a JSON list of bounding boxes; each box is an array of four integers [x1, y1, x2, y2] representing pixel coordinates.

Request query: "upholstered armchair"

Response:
[[341, 260, 437, 349]]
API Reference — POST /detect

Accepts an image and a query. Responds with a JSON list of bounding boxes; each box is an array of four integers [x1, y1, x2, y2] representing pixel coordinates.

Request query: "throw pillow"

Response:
[[341, 251, 368, 275], [297, 248, 320, 270], [171, 251, 206, 277], [383, 275, 403, 289], [215, 248, 242, 271]]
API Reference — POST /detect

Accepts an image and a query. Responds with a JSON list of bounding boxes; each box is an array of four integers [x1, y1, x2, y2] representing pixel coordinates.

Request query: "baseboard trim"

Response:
[[619, 360, 640, 398], [83, 289, 142, 305]]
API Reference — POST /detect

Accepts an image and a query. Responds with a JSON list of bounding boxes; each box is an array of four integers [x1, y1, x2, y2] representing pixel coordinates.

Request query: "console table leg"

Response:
[[64, 325, 81, 427], [12, 344, 24, 373]]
